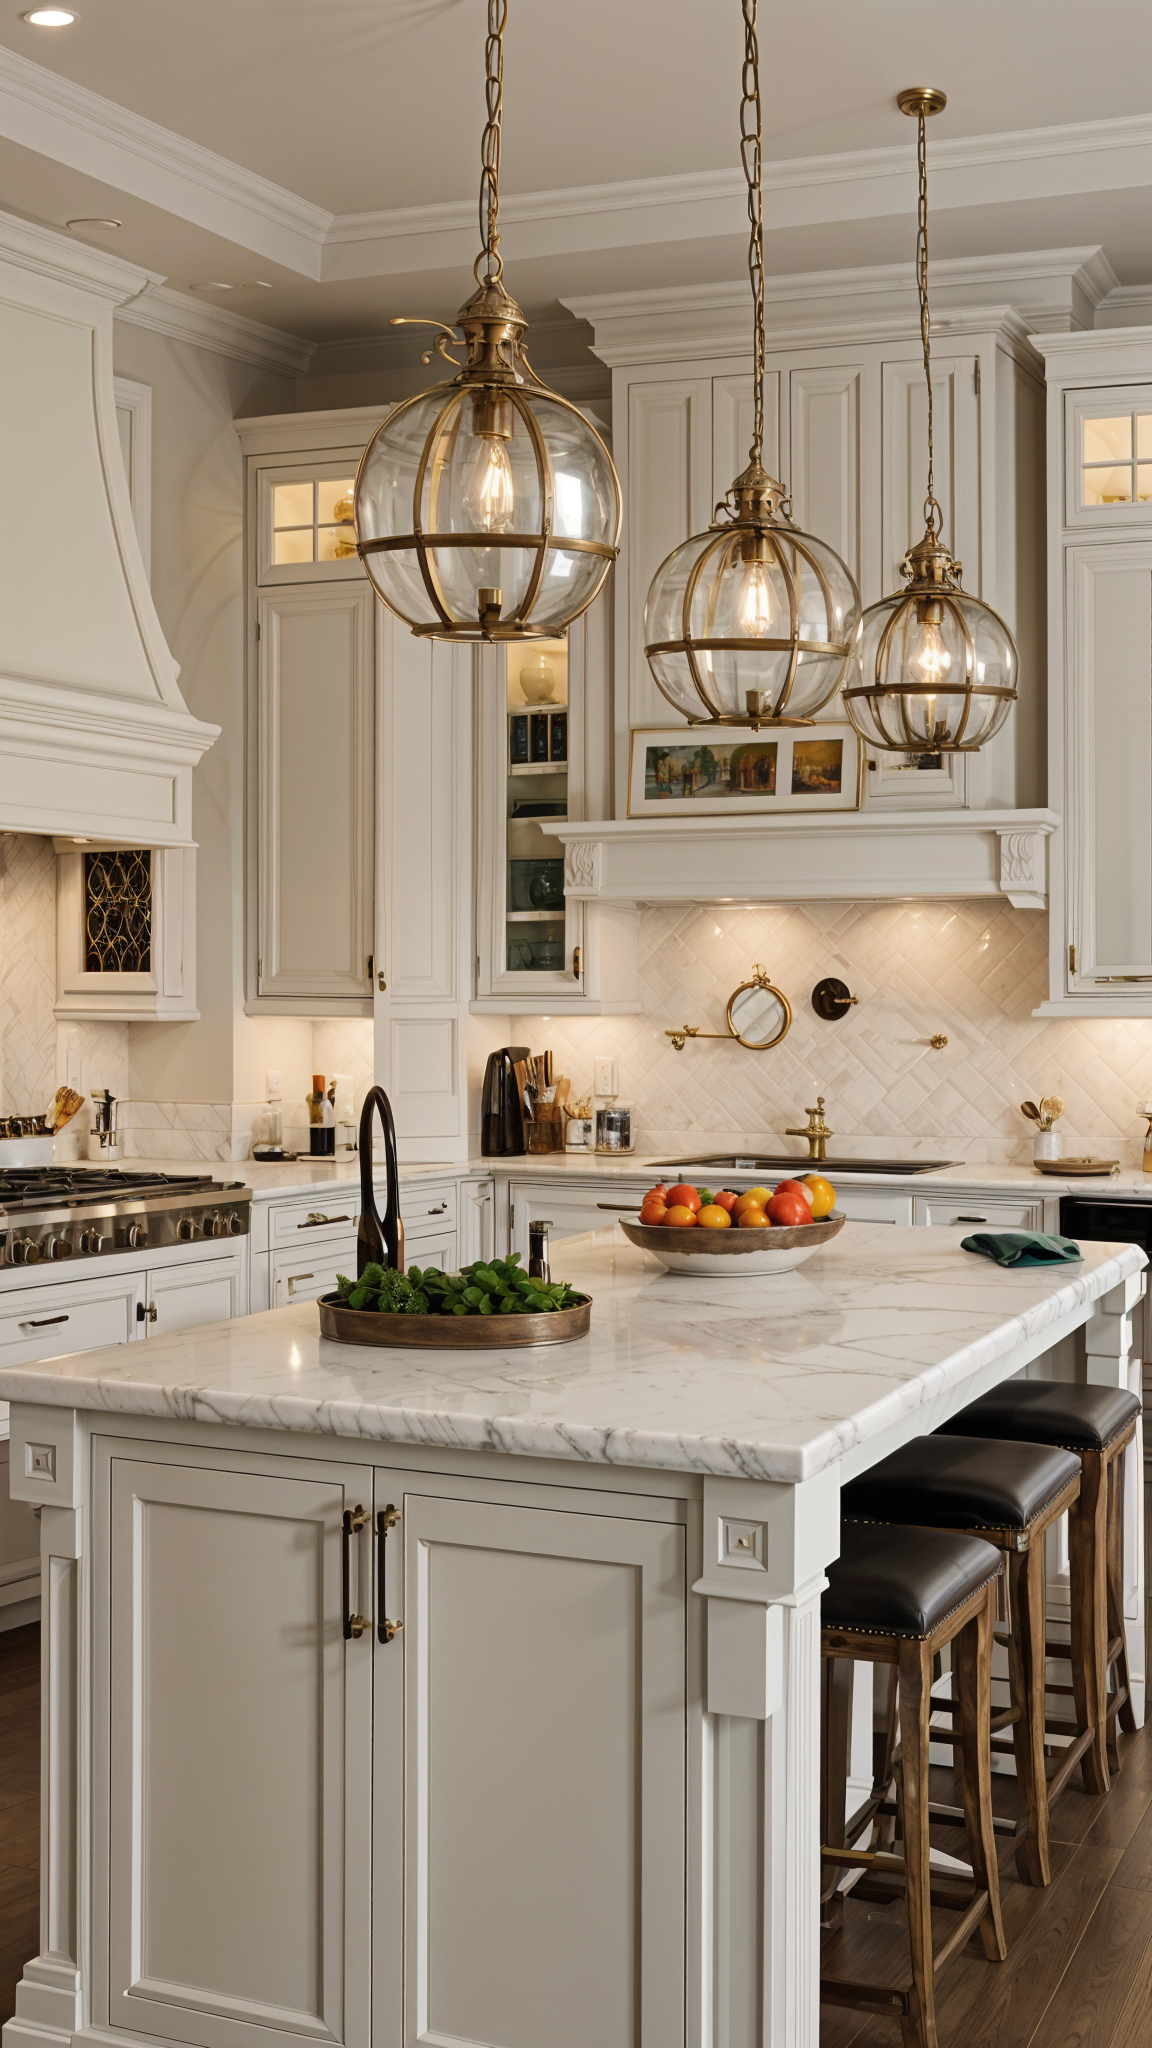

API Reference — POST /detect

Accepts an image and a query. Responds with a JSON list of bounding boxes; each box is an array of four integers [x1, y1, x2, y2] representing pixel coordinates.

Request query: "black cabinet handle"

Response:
[[21, 1313, 68, 1328], [342, 1505, 370, 1640], [376, 1504, 403, 1644], [954, 1215, 988, 1223]]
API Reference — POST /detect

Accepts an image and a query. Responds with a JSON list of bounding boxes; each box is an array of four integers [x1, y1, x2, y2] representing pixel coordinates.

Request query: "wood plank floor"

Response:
[[0, 1624, 39, 2031], [4, 1619, 1152, 2043], [821, 1723, 1152, 2047]]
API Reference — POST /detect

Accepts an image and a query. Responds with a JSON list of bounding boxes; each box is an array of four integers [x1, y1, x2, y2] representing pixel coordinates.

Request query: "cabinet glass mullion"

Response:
[[503, 640, 570, 978]]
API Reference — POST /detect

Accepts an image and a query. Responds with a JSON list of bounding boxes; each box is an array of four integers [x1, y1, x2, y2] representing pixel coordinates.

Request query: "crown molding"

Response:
[[1030, 324, 1152, 385], [116, 282, 315, 377], [564, 251, 1104, 365], [0, 201, 162, 303], [0, 42, 330, 277], [1096, 284, 1152, 328]]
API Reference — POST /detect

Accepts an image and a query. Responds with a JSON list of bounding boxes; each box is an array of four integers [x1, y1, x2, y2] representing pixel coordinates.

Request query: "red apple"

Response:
[[712, 1189, 739, 1214], [774, 1178, 816, 1209], [766, 1190, 813, 1228], [665, 1184, 702, 1213]]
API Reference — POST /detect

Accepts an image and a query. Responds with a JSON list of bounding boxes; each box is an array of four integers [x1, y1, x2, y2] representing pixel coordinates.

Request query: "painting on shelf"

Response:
[[627, 723, 862, 817]]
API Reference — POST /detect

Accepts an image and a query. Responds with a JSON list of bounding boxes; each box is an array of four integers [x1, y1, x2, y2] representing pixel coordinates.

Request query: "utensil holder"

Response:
[[1033, 1129, 1063, 1163]]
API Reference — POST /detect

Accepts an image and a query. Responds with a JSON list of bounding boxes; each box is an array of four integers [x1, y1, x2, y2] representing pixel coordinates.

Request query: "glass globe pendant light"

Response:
[[643, 0, 861, 727], [842, 89, 1018, 752], [353, 1, 621, 642]]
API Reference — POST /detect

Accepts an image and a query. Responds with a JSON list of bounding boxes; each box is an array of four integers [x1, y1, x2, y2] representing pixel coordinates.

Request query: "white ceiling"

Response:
[[0, 0, 1150, 351]]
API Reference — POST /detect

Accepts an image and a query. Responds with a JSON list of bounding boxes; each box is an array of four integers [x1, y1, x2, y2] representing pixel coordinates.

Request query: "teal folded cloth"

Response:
[[960, 1231, 1082, 1267]]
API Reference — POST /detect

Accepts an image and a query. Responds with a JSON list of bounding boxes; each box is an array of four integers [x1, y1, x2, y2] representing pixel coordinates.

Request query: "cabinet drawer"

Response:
[[404, 1229, 456, 1273], [268, 1193, 360, 1248], [913, 1196, 1046, 1231], [832, 1188, 913, 1225], [0, 1270, 143, 1431], [271, 1243, 356, 1308], [404, 1184, 457, 1235]]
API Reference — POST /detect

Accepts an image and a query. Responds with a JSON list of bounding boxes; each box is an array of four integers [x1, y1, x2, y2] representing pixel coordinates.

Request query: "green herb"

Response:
[[335, 1251, 582, 1318]]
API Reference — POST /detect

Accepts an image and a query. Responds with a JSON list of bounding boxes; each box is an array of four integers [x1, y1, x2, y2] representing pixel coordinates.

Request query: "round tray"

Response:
[[619, 1211, 845, 1276], [317, 1291, 592, 1348], [1032, 1157, 1119, 1177]]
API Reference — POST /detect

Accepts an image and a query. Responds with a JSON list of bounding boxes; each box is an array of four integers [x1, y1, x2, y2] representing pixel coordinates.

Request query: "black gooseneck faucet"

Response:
[[356, 1085, 405, 1278]]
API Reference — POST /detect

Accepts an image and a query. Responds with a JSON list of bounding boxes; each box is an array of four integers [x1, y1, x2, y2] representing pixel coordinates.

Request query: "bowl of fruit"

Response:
[[618, 1176, 843, 1276]]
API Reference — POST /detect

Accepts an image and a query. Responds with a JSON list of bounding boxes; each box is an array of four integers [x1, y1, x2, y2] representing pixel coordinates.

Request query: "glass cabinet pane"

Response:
[[270, 476, 358, 569], [504, 639, 569, 975]]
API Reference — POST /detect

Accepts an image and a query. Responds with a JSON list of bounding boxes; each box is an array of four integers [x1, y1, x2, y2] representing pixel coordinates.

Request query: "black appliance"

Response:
[[481, 1046, 531, 1156], [1060, 1194, 1152, 1268]]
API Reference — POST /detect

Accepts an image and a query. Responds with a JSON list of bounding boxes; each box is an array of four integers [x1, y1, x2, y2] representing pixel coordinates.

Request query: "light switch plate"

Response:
[[333, 1073, 355, 1124], [594, 1057, 618, 1098]]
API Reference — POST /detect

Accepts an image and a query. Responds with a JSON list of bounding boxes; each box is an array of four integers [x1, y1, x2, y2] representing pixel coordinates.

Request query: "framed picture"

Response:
[[627, 722, 863, 818]]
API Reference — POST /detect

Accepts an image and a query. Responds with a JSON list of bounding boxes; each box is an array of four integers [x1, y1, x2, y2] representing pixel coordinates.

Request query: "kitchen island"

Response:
[[3, 1223, 1146, 2048]]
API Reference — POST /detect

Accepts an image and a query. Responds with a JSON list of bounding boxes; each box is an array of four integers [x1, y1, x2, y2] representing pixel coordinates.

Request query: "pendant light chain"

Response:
[[476, 0, 507, 286], [915, 107, 942, 536], [740, 0, 765, 470]]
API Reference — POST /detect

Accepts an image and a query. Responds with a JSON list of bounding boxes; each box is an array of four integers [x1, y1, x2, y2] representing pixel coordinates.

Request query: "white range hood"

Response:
[[0, 209, 217, 845]]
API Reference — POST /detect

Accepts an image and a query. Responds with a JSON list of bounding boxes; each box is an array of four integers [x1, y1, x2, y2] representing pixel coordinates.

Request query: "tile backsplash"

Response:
[[522, 901, 1152, 1167], [0, 834, 128, 1120]]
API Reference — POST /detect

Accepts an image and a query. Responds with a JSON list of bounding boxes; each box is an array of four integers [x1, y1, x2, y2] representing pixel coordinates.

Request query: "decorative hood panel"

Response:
[[0, 210, 217, 844]]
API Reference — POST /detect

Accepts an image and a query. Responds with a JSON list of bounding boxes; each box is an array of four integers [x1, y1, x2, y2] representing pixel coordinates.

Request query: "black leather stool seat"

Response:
[[938, 1381, 1140, 1454], [841, 1433, 1080, 1540], [823, 1523, 1001, 1638]]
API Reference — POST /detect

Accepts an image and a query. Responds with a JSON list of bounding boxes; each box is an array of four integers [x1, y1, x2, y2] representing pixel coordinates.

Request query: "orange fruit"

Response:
[[666, 1183, 702, 1212], [734, 1186, 772, 1215], [736, 1205, 770, 1228], [639, 1201, 668, 1226], [662, 1204, 698, 1228], [774, 1178, 815, 1209], [803, 1175, 836, 1219], [697, 1204, 732, 1230]]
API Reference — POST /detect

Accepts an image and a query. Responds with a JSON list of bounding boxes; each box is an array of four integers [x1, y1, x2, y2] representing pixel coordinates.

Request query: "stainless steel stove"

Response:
[[0, 1168, 252, 1266]]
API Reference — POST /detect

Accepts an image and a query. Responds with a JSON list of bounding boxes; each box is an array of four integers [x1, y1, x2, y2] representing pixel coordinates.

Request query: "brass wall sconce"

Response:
[[811, 977, 858, 1022], [928, 1033, 948, 1049], [666, 964, 792, 1053]]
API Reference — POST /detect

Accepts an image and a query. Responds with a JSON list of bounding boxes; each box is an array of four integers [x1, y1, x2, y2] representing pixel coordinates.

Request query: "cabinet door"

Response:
[[391, 1485, 686, 2048], [401, 1227, 456, 1273], [787, 360, 874, 604], [257, 585, 374, 1002], [106, 1455, 372, 2048], [459, 1177, 495, 1264], [143, 1255, 245, 1336], [881, 351, 980, 600], [1066, 541, 1152, 982], [712, 370, 779, 501], [624, 377, 713, 734]]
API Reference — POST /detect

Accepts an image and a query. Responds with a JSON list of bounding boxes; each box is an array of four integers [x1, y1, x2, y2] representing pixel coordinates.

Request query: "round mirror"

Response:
[[727, 976, 791, 1050]]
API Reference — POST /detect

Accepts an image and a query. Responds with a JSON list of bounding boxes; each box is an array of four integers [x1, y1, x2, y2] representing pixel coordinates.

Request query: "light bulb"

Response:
[[739, 559, 773, 638], [910, 616, 952, 685], [464, 434, 515, 534]]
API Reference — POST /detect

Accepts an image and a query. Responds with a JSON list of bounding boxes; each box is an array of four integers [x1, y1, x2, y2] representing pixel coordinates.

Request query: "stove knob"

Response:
[[127, 1223, 148, 1250], [227, 1213, 244, 1236], [177, 1217, 197, 1243], [209, 1215, 230, 1239], [12, 1239, 39, 1265], [80, 1230, 108, 1255], [45, 1236, 73, 1261]]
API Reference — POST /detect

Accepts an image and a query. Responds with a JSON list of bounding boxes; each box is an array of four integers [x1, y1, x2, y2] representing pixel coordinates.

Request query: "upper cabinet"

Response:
[[599, 309, 1047, 820], [1036, 333, 1152, 1014]]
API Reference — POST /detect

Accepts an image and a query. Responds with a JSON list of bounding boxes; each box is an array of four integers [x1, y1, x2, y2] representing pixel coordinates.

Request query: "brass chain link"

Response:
[[915, 108, 942, 534], [475, 0, 507, 286], [740, 0, 765, 469]]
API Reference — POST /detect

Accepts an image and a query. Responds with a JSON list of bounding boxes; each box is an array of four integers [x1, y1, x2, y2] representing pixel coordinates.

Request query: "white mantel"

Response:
[[546, 808, 1057, 911]]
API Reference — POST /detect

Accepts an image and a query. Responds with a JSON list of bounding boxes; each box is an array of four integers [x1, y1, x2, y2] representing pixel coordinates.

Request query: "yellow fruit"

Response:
[[736, 1205, 770, 1228], [803, 1174, 836, 1219], [734, 1186, 772, 1214], [697, 1204, 732, 1230]]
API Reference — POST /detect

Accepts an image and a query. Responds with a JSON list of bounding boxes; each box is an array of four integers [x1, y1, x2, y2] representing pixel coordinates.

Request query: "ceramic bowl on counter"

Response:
[[618, 1211, 845, 1276]]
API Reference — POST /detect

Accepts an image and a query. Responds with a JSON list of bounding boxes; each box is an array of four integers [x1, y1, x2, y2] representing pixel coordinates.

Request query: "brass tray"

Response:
[[317, 1291, 592, 1349], [618, 1211, 844, 1276], [1033, 1157, 1120, 1177]]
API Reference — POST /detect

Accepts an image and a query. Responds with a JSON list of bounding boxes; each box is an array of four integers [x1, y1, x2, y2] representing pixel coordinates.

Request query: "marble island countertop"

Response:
[[5, 1225, 1144, 1484]]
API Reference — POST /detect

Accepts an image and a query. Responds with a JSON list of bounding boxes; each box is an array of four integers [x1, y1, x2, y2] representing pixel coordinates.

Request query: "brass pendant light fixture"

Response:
[[842, 89, 1019, 753], [353, 1, 621, 643], [643, 0, 861, 728]]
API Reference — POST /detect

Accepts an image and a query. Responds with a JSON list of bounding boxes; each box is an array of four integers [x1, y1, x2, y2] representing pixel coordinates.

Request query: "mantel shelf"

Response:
[[542, 809, 1059, 911]]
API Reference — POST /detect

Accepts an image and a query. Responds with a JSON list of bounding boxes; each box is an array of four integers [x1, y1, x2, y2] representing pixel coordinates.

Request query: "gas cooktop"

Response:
[[0, 1168, 251, 1265]]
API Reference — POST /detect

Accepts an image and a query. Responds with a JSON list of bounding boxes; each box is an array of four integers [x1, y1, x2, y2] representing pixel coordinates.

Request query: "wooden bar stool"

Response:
[[841, 1434, 1082, 1885], [820, 1522, 1006, 2048], [938, 1382, 1141, 1793]]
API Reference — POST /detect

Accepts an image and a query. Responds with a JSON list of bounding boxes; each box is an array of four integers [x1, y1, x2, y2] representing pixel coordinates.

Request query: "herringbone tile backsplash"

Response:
[[520, 901, 1152, 1166]]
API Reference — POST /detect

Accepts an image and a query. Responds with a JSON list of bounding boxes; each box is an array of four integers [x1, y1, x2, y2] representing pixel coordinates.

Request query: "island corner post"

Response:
[[1, 1227, 1146, 2048]]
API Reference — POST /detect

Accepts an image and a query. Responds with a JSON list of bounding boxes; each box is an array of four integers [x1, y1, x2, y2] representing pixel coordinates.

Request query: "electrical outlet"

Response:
[[266, 1070, 283, 1102], [594, 1057, 618, 1099]]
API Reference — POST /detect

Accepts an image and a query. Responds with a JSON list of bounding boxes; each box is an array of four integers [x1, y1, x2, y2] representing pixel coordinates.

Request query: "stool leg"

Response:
[[953, 1586, 1007, 1962], [1007, 1542, 1051, 1885], [1069, 1449, 1110, 1795], [1107, 1443, 1137, 1758], [820, 1653, 853, 1927], [897, 1638, 938, 2048]]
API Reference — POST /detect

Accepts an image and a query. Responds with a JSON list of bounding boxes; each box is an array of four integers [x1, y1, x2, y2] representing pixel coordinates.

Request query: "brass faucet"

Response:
[[785, 1095, 833, 1162]]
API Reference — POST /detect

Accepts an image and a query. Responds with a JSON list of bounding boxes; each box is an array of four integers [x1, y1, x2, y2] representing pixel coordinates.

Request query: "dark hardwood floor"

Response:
[[0, 1623, 39, 2030], [3, 1620, 1152, 2043]]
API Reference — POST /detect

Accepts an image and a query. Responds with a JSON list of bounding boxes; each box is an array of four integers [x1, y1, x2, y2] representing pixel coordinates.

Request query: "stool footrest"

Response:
[[933, 1891, 993, 1974], [872, 1795, 1021, 1841], [1047, 1726, 1096, 1802], [820, 1977, 909, 2019]]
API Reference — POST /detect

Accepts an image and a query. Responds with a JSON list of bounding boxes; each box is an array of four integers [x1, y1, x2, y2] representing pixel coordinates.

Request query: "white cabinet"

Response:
[[141, 1254, 246, 1335], [0, 1439, 40, 1625], [102, 1448, 372, 2048], [508, 1175, 650, 1258], [1035, 341, 1152, 1012], [271, 1247, 353, 1308], [913, 1194, 1047, 1230]]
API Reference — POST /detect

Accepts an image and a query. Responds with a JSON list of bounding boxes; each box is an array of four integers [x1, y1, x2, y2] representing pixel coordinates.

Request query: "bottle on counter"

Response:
[[307, 1074, 336, 1157]]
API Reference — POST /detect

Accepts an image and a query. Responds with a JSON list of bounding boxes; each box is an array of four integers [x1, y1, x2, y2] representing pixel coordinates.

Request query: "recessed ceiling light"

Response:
[[66, 217, 121, 231], [21, 8, 78, 24], [189, 281, 234, 292]]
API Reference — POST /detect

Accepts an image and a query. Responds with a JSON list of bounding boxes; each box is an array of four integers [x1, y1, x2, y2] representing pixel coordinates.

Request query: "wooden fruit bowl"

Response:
[[317, 1292, 592, 1348], [618, 1212, 845, 1276]]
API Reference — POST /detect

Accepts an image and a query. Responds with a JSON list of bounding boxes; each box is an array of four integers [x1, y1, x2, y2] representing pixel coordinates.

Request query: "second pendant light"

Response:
[[643, 0, 861, 729]]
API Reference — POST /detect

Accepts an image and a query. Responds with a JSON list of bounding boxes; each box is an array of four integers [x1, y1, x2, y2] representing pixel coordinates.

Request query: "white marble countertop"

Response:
[[6, 1225, 1144, 1484]]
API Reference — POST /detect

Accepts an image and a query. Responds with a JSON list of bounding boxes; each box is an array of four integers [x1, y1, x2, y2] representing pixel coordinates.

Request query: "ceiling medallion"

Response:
[[642, 0, 861, 729], [842, 89, 1019, 754], [353, 0, 621, 644]]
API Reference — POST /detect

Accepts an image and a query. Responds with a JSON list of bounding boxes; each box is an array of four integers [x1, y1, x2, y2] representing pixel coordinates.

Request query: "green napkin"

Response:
[[960, 1231, 1082, 1268]]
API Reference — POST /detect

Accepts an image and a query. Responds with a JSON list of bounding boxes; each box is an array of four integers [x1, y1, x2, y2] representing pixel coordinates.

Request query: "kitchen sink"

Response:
[[652, 1155, 957, 1177]]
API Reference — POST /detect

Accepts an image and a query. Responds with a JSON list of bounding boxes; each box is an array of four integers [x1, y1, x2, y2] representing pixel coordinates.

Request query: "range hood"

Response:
[[0, 209, 217, 845]]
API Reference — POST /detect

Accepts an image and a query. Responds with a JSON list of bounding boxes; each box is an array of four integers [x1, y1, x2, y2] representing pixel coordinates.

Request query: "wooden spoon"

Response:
[[1020, 1101, 1042, 1124], [1040, 1096, 1065, 1126]]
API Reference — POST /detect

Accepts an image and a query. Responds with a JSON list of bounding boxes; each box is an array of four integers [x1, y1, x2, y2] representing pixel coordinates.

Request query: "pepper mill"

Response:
[[528, 1219, 552, 1283]]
